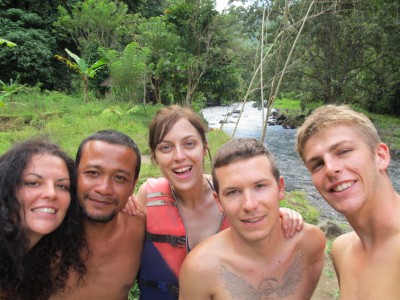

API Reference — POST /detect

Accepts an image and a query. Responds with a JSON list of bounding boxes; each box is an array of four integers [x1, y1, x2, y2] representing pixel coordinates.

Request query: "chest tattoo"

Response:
[[220, 250, 305, 299]]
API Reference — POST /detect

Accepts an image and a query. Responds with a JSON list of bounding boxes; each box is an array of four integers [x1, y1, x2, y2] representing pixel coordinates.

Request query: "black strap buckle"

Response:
[[146, 232, 186, 248]]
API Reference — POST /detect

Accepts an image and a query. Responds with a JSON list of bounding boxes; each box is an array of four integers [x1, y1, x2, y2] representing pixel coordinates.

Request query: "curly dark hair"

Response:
[[0, 138, 87, 300]]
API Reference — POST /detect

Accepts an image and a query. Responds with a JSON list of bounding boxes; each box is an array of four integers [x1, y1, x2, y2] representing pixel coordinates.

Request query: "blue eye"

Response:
[[185, 141, 195, 148], [158, 144, 173, 153]]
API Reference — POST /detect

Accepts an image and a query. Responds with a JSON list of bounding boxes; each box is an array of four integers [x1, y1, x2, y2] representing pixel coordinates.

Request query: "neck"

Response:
[[230, 218, 282, 260], [346, 188, 400, 250], [27, 233, 42, 251], [83, 214, 120, 240], [171, 175, 212, 208]]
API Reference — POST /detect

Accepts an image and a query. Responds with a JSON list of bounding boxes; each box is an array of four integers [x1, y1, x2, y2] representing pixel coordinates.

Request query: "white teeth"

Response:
[[174, 166, 191, 173], [245, 217, 262, 223], [333, 182, 353, 192], [32, 208, 56, 214]]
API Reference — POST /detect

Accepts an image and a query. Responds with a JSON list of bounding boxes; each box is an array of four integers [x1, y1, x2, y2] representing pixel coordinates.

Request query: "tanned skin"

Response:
[[50, 141, 145, 300]]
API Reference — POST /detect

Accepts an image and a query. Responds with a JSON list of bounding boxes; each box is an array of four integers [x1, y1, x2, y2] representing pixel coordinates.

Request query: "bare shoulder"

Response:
[[189, 230, 227, 258], [179, 231, 229, 299], [300, 223, 326, 248], [295, 223, 326, 261], [119, 210, 146, 238], [332, 231, 356, 252], [184, 230, 228, 271]]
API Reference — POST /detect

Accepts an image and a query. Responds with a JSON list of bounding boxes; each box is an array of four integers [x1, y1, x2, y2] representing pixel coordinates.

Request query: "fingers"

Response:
[[122, 195, 141, 216], [279, 207, 304, 238]]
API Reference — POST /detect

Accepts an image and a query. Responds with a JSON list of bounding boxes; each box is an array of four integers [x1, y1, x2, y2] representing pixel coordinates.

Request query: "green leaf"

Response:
[[0, 38, 17, 47], [65, 48, 82, 66]]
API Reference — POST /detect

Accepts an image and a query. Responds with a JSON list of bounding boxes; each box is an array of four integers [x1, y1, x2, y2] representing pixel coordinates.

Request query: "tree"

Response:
[[0, 8, 58, 88], [136, 16, 182, 104], [55, 48, 109, 102], [108, 42, 152, 103], [54, 0, 140, 57], [165, 0, 222, 106], [293, 0, 400, 115]]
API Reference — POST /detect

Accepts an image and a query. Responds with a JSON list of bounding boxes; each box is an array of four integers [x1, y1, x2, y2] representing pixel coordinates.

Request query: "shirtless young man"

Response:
[[50, 130, 145, 300], [179, 138, 326, 300], [296, 105, 400, 299]]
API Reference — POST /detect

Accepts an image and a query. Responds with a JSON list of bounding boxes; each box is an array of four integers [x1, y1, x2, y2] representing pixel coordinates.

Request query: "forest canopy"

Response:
[[0, 0, 399, 115]]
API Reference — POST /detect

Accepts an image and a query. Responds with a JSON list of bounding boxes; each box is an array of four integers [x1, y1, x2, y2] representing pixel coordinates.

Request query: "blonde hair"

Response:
[[295, 105, 381, 161]]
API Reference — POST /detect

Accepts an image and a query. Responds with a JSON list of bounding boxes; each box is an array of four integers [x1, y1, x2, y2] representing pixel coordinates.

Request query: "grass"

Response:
[[280, 190, 320, 225]]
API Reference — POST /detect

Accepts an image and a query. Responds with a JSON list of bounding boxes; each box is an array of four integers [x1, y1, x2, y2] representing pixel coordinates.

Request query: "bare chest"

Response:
[[338, 249, 400, 299], [214, 249, 315, 300], [51, 235, 142, 300]]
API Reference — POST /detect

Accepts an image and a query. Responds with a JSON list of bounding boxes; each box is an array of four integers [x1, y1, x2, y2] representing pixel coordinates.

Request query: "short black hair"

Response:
[[76, 129, 141, 180]]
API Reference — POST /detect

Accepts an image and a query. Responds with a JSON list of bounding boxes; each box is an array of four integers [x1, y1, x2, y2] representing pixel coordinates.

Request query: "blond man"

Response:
[[296, 105, 400, 299]]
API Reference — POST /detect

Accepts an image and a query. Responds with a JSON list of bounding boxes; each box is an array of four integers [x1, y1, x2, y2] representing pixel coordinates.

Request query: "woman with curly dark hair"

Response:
[[0, 138, 87, 300]]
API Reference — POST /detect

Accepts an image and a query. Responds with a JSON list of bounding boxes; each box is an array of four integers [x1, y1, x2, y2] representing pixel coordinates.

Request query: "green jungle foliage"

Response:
[[0, 0, 398, 116]]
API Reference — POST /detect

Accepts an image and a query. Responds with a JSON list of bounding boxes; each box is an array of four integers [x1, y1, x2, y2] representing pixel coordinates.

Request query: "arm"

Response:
[[331, 234, 350, 288], [179, 251, 215, 300], [304, 225, 326, 286], [279, 207, 304, 238]]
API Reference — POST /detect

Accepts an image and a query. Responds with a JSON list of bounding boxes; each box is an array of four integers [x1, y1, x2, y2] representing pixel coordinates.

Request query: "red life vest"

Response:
[[138, 177, 230, 299]]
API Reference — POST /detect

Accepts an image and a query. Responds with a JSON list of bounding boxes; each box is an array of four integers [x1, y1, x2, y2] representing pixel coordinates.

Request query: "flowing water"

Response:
[[202, 102, 400, 223]]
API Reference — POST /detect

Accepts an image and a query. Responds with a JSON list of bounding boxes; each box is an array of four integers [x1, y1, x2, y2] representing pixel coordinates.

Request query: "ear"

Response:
[[151, 152, 159, 165], [213, 191, 224, 213], [204, 143, 209, 156], [375, 143, 390, 172], [278, 177, 285, 201]]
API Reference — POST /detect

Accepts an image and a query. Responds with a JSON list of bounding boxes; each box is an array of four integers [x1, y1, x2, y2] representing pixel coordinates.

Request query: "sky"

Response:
[[215, 0, 248, 13], [215, 0, 229, 12]]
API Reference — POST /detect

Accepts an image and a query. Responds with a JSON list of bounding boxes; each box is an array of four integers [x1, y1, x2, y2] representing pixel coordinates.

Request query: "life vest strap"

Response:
[[146, 232, 186, 248], [138, 278, 179, 296]]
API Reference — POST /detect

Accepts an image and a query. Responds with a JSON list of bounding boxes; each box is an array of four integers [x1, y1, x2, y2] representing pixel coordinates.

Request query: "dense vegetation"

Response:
[[1, 0, 399, 116]]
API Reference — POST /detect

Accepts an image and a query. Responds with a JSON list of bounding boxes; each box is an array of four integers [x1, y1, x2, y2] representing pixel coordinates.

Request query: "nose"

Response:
[[93, 176, 113, 195], [325, 157, 341, 176], [173, 146, 186, 161], [42, 182, 57, 200], [242, 190, 258, 212]]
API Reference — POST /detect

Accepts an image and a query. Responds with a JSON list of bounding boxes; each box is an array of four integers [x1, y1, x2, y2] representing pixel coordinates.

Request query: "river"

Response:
[[202, 102, 400, 223]]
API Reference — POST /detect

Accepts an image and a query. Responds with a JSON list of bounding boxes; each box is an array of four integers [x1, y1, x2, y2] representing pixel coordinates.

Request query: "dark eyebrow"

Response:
[[161, 134, 199, 143], [83, 165, 133, 177], [22, 173, 70, 181]]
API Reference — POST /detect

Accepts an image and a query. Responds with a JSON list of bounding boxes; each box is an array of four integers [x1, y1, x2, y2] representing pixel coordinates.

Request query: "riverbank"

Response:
[[203, 99, 400, 158], [202, 101, 400, 225]]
